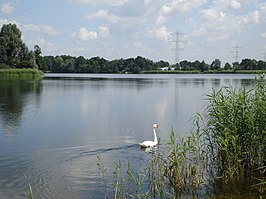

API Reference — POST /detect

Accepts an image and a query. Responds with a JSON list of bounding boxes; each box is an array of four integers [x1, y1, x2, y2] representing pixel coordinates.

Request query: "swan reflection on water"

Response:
[[140, 146, 158, 153]]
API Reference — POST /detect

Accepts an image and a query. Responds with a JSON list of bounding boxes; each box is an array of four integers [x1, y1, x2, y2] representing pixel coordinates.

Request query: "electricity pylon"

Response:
[[168, 30, 187, 64]]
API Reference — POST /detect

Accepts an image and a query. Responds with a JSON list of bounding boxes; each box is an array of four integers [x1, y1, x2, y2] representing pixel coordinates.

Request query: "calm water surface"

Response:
[[0, 74, 257, 198]]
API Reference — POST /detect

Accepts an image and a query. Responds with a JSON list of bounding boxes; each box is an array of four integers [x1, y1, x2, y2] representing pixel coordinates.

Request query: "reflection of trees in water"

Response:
[[0, 80, 41, 136], [210, 78, 221, 87], [44, 77, 170, 92], [177, 78, 206, 88], [177, 77, 256, 88], [232, 79, 256, 88]]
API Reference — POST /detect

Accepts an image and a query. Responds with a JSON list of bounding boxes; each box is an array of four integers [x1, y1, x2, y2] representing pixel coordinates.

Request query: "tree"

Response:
[[65, 58, 75, 72], [0, 23, 30, 67], [199, 60, 209, 72], [53, 56, 65, 72], [232, 62, 240, 70], [154, 60, 170, 70], [257, 60, 266, 70], [42, 56, 54, 71], [180, 60, 191, 70], [210, 59, 221, 70], [34, 45, 42, 69], [224, 62, 232, 70], [240, 58, 257, 70]]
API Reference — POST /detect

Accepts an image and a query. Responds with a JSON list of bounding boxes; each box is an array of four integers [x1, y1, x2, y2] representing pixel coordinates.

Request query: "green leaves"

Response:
[[202, 74, 266, 189], [0, 23, 41, 69]]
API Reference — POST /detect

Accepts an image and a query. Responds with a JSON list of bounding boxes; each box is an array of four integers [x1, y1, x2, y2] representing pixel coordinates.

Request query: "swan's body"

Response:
[[139, 124, 159, 148]]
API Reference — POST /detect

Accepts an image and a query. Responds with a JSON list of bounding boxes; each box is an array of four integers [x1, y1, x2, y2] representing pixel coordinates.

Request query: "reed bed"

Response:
[[0, 68, 43, 80], [201, 74, 266, 195]]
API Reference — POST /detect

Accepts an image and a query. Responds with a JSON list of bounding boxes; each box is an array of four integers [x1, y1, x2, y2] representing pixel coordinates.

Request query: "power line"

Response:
[[168, 30, 187, 64]]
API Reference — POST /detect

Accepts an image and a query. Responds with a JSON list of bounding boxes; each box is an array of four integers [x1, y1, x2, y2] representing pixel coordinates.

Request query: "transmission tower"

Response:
[[168, 30, 187, 64], [231, 45, 242, 63]]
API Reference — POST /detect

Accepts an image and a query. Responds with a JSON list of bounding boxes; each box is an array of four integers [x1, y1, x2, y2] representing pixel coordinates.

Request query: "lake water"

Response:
[[0, 73, 258, 198]]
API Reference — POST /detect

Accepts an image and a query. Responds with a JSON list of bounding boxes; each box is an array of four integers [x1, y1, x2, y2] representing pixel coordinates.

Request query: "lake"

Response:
[[0, 73, 258, 198]]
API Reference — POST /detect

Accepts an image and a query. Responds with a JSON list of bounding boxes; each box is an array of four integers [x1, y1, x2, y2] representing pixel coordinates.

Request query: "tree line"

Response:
[[1, 23, 266, 73]]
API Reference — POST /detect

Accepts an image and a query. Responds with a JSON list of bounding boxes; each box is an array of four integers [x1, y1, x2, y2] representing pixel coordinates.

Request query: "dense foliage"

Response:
[[1, 23, 266, 73], [0, 24, 41, 69], [202, 75, 266, 190]]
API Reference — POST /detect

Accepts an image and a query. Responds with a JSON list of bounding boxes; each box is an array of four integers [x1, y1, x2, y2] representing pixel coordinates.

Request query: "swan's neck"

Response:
[[153, 128, 158, 144]]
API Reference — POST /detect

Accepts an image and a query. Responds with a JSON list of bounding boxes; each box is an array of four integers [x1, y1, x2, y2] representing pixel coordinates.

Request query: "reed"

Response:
[[24, 174, 34, 199], [98, 129, 206, 198], [165, 129, 206, 196], [199, 74, 266, 194], [0, 68, 43, 80]]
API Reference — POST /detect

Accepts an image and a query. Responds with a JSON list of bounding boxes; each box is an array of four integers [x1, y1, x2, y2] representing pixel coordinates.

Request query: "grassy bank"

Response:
[[142, 69, 266, 74], [97, 75, 266, 198], [142, 70, 201, 74], [0, 68, 44, 80]]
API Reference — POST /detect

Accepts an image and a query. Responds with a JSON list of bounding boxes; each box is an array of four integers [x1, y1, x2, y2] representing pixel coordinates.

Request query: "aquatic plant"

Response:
[[24, 174, 34, 199], [200, 74, 266, 195], [96, 129, 207, 198], [165, 129, 206, 197], [0, 68, 43, 80]]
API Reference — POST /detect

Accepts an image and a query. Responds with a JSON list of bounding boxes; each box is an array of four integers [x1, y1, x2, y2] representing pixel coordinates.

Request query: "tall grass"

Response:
[[199, 74, 266, 195], [185, 74, 266, 195], [0, 68, 43, 80]]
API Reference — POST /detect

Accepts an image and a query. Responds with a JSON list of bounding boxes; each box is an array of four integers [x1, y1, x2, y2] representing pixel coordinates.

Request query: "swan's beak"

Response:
[[157, 125, 160, 128]]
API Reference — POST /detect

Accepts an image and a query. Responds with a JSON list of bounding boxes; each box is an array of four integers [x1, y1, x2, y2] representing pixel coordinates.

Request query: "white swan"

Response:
[[139, 124, 159, 148]]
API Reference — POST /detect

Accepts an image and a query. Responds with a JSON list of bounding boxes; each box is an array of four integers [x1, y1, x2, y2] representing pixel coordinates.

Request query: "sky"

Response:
[[0, 0, 266, 65]]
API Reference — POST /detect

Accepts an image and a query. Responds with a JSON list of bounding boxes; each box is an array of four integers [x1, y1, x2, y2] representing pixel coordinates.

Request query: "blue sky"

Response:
[[1, 0, 266, 64]]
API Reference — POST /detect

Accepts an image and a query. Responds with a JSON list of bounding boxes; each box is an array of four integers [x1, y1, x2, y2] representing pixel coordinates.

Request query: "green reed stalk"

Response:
[[200, 74, 266, 193], [0, 68, 43, 80], [24, 174, 34, 199], [96, 155, 108, 198], [165, 129, 206, 196]]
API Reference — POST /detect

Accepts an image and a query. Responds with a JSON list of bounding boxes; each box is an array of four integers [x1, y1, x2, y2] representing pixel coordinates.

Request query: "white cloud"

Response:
[[76, 27, 98, 41], [22, 24, 59, 36], [260, 4, 266, 12], [149, 26, 170, 42], [230, 0, 241, 9], [32, 38, 55, 53], [213, 0, 241, 10], [202, 8, 226, 20], [157, 0, 207, 24], [196, 0, 262, 44], [262, 32, 266, 38], [0, 19, 59, 36], [98, 25, 110, 38], [0, 18, 17, 26], [73, 25, 112, 41], [67, 0, 128, 6], [1, 2, 14, 14], [85, 10, 120, 23], [156, 15, 165, 24], [249, 10, 260, 24], [144, 0, 152, 7]]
